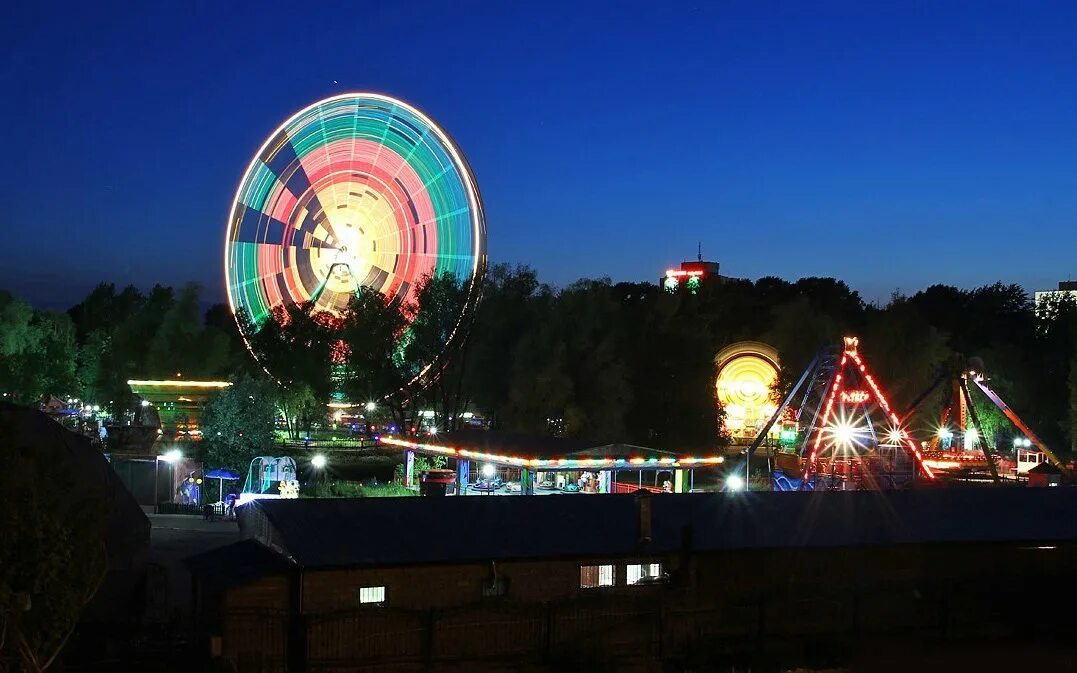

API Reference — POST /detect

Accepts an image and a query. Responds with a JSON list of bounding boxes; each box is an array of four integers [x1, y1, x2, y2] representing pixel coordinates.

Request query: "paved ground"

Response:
[[145, 509, 240, 618]]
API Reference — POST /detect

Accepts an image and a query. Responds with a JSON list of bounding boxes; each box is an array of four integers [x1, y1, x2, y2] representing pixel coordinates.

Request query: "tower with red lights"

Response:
[[661, 245, 721, 293]]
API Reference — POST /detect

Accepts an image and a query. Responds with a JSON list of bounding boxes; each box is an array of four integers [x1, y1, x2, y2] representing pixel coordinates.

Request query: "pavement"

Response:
[[144, 509, 241, 619]]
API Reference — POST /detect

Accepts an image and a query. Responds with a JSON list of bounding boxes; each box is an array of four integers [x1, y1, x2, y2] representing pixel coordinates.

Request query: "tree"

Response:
[[404, 273, 475, 432], [463, 264, 548, 429], [200, 373, 279, 475], [243, 303, 337, 401], [861, 297, 951, 412], [337, 291, 413, 430], [0, 432, 108, 672], [145, 283, 231, 379], [277, 383, 323, 441], [764, 295, 841, 394], [0, 292, 80, 402], [1070, 352, 1077, 452]]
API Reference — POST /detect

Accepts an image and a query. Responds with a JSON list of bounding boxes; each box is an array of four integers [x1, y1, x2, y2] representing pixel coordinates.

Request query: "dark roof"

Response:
[[1029, 461, 1063, 475], [0, 402, 149, 562], [246, 487, 1077, 570], [185, 539, 295, 593], [567, 444, 677, 459], [250, 495, 639, 568], [0, 402, 151, 621]]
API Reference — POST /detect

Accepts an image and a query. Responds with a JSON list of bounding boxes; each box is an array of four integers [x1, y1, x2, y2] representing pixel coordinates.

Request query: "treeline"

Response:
[[2, 268, 1076, 453], [0, 283, 246, 416]]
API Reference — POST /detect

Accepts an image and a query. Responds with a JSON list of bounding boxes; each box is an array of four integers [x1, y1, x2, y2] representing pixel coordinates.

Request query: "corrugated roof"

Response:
[[245, 487, 1077, 570]]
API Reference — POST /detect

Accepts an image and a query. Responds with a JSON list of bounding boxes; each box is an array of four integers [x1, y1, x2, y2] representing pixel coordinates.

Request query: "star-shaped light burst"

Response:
[[883, 425, 907, 447], [821, 408, 870, 457]]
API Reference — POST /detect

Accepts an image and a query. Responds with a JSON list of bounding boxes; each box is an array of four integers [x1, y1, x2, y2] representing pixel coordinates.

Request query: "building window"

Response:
[[626, 563, 662, 585], [358, 586, 386, 606], [580, 565, 614, 588]]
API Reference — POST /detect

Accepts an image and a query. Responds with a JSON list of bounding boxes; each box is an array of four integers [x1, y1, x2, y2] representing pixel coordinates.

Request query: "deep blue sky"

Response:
[[3, 1, 1076, 308]]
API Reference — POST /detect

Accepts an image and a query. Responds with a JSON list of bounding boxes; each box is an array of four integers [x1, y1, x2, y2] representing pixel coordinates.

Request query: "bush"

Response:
[[303, 480, 416, 498]]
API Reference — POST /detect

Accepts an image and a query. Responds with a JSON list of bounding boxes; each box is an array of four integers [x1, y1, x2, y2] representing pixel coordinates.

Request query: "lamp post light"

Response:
[[154, 449, 183, 513], [726, 473, 745, 492]]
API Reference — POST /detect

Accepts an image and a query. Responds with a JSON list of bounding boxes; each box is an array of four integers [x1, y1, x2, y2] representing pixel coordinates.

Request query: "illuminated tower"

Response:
[[661, 245, 721, 294]]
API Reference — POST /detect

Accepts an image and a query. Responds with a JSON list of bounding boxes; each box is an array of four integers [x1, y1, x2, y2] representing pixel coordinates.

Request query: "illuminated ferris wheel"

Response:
[[224, 93, 487, 377]]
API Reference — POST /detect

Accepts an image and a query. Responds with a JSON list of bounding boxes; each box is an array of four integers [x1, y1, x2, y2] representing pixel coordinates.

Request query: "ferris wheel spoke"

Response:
[[226, 94, 485, 387]]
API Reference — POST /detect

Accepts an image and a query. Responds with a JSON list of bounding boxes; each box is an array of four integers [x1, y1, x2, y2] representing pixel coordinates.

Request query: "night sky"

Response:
[[4, 1, 1076, 308]]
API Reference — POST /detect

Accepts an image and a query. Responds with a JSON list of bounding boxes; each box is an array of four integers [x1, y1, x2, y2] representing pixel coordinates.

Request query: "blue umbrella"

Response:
[[205, 468, 241, 504]]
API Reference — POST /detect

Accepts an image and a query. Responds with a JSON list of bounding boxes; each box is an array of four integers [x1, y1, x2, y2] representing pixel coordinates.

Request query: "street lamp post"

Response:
[[154, 449, 182, 513]]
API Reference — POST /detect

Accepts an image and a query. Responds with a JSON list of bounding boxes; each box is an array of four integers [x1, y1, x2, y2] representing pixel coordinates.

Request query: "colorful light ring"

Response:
[[715, 354, 779, 434], [225, 93, 486, 365], [380, 437, 726, 470]]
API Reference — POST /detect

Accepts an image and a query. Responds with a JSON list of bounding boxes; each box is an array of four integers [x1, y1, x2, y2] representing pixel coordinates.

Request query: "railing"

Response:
[[154, 502, 226, 516]]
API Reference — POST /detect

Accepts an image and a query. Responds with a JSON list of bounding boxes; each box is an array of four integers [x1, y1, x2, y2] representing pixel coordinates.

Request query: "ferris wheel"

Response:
[[224, 93, 487, 376]]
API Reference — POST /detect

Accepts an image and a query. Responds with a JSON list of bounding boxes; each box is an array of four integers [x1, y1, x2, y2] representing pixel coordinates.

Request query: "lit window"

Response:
[[580, 565, 614, 588], [627, 563, 662, 585], [358, 586, 386, 605]]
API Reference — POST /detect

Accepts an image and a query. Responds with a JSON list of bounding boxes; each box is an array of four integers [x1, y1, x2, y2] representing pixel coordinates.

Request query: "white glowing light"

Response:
[[830, 421, 864, 452], [482, 463, 496, 478], [162, 449, 182, 463], [726, 474, 745, 491], [937, 427, 953, 440], [311, 454, 327, 469], [365, 401, 377, 412]]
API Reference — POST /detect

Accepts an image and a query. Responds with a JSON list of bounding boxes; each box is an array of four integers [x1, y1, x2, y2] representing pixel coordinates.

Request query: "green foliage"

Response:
[[243, 302, 337, 400], [393, 454, 447, 484], [0, 291, 80, 402], [67, 282, 243, 416], [9, 267, 1077, 457], [337, 291, 412, 399], [1070, 352, 1077, 451], [0, 436, 108, 671], [861, 297, 951, 412], [200, 373, 279, 475], [305, 481, 417, 498], [276, 383, 324, 440]]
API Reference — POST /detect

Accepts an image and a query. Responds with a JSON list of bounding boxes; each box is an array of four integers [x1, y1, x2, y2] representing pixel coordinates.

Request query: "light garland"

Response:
[[379, 436, 725, 470]]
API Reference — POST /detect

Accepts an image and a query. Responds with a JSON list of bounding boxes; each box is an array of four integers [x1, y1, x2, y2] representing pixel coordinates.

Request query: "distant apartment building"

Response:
[[1034, 280, 1077, 309]]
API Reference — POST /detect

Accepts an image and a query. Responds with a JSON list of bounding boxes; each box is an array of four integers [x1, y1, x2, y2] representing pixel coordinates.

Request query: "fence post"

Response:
[[542, 602, 553, 663], [655, 601, 664, 659], [423, 607, 436, 666], [286, 571, 307, 673]]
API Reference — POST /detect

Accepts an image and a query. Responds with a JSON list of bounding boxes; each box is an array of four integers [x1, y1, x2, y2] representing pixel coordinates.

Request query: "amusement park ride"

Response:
[[901, 356, 1065, 483], [743, 335, 1064, 491], [747, 337, 933, 491], [212, 93, 1061, 498]]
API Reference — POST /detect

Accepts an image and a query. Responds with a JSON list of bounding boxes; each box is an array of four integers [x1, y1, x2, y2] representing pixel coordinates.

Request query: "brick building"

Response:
[[187, 489, 1077, 672]]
